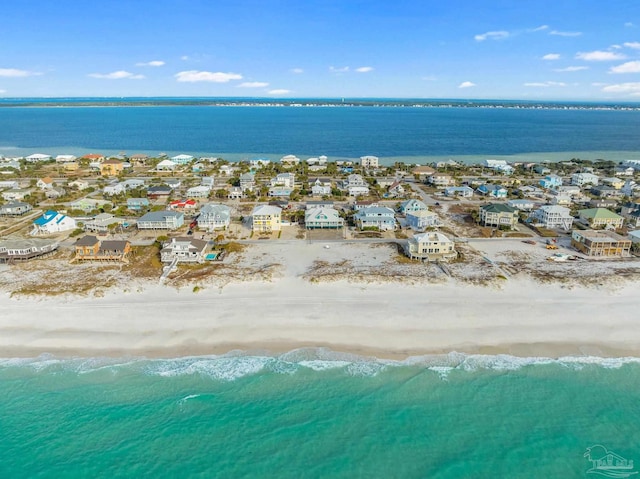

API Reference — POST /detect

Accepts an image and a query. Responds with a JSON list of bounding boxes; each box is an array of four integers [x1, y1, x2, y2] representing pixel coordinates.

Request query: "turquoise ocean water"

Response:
[[2, 351, 640, 478]]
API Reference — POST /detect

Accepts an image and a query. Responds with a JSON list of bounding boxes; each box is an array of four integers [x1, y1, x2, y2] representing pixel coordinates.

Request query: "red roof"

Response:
[[83, 153, 103, 159]]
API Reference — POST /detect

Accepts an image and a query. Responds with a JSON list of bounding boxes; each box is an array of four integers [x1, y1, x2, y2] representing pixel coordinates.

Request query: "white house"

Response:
[[405, 232, 457, 261], [360, 156, 379, 168], [171, 154, 194, 165], [271, 172, 296, 188], [161, 237, 208, 263], [55, 154, 77, 163], [26, 153, 52, 163], [2, 189, 32, 201], [36, 177, 54, 190], [186, 185, 211, 198], [399, 199, 427, 215], [198, 204, 231, 231], [31, 210, 76, 235], [104, 183, 125, 196], [529, 205, 574, 230], [354, 207, 396, 231], [156, 159, 177, 171], [571, 172, 600, 187], [444, 186, 474, 198], [137, 211, 184, 230], [68, 179, 90, 191], [0, 180, 19, 190], [305, 207, 344, 229], [406, 210, 442, 231], [280, 155, 300, 167]]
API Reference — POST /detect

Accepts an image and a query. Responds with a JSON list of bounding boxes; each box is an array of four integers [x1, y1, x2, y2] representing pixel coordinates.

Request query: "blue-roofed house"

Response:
[[31, 210, 77, 235], [476, 184, 508, 198], [136, 211, 184, 230], [539, 174, 563, 189], [399, 199, 427, 215]]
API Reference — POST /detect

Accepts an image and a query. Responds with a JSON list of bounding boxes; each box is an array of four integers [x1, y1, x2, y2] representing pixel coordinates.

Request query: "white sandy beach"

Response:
[[0, 241, 639, 359]]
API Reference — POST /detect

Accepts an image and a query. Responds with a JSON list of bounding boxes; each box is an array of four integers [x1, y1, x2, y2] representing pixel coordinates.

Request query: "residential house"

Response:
[[1, 189, 31, 201], [147, 185, 172, 199], [227, 187, 244, 199], [405, 232, 457, 261], [578, 208, 624, 229], [507, 199, 536, 211], [428, 173, 455, 188], [45, 187, 66, 200], [156, 159, 177, 171], [136, 211, 184, 230], [73, 235, 131, 262], [411, 165, 436, 180], [62, 161, 79, 172], [171, 154, 194, 165], [479, 204, 519, 229], [239, 173, 255, 192], [82, 153, 105, 162], [376, 178, 396, 188], [601, 177, 624, 189], [0, 180, 19, 190], [186, 185, 211, 199], [129, 153, 149, 166], [191, 162, 205, 173], [387, 181, 405, 197], [517, 185, 544, 198], [201, 177, 215, 189], [249, 159, 271, 168], [624, 159, 640, 171], [571, 230, 631, 257], [310, 178, 332, 196], [629, 230, 640, 244], [268, 186, 294, 197], [0, 160, 21, 172], [198, 204, 231, 231], [550, 194, 572, 206], [69, 198, 109, 213], [271, 172, 296, 188], [360, 156, 379, 168], [620, 202, 640, 227], [305, 207, 344, 229], [122, 179, 146, 190], [168, 199, 198, 211], [533, 164, 551, 175], [83, 213, 122, 233], [529, 205, 574, 230], [476, 184, 508, 198], [354, 207, 396, 231], [622, 180, 639, 198], [589, 198, 619, 209], [251, 205, 282, 232], [571, 172, 600, 187], [104, 183, 125, 196], [160, 237, 208, 263], [25, 153, 52, 162], [444, 186, 473, 198], [219, 164, 235, 176], [591, 185, 623, 198], [539, 174, 563, 189], [280, 155, 300, 167], [399, 199, 427, 215], [0, 238, 59, 263], [55, 154, 76, 163], [306, 156, 328, 166], [614, 166, 635, 176], [353, 200, 379, 211], [37, 177, 54, 190], [99, 159, 125, 177], [31, 210, 77, 235], [306, 200, 334, 210], [127, 198, 150, 211], [68, 179, 90, 191], [0, 201, 32, 216], [406, 210, 442, 231]]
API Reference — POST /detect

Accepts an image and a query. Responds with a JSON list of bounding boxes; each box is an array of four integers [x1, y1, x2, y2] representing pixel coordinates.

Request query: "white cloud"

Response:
[[458, 81, 476, 89], [422, 75, 437, 81], [576, 50, 627, 61], [474, 31, 509, 42], [549, 30, 582, 37], [523, 81, 566, 87], [602, 82, 640, 94], [554, 66, 588, 72], [609, 61, 640, 74], [0, 89, 6, 94], [355, 66, 374, 73], [237, 81, 269, 88], [329, 66, 349, 73], [591, 82, 607, 87], [181, 56, 190, 61], [136, 60, 165, 67], [88, 70, 145, 80], [290, 68, 304, 74], [542, 53, 561, 60], [268, 89, 291, 95], [0, 68, 42, 77], [625, 22, 635, 28], [174, 71, 242, 83], [624, 42, 640, 49], [531, 25, 549, 32]]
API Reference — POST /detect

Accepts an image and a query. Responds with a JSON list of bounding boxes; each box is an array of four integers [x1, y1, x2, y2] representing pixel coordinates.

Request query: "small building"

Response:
[[74, 235, 131, 262], [399, 199, 427, 215], [169, 199, 198, 211], [37, 177, 54, 190], [354, 207, 396, 231], [601, 177, 625, 190], [479, 204, 518, 229], [405, 232, 456, 261], [571, 230, 631, 257], [578, 208, 624, 229], [476, 184, 508, 198], [0, 180, 19, 190], [83, 213, 122, 233], [99, 159, 125, 177], [31, 210, 77, 235], [0, 238, 59, 263], [0, 201, 32, 216], [444, 186, 473, 198], [156, 159, 177, 171], [198, 204, 231, 231], [161, 237, 208, 263], [529, 205, 574, 231], [251, 205, 282, 232], [68, 179, 90, 191], [104, 183, 125, 196], [1, 189, 31, 202], [305, 207, 344, 229], [136, 211, 184, 230], [127, 198, 150, 211], [405, 210, 441, 231]]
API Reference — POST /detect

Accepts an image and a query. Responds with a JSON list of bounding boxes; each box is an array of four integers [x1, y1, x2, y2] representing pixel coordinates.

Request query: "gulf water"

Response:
[[2, 351, 640, 478], [1, 104, 640, 162]]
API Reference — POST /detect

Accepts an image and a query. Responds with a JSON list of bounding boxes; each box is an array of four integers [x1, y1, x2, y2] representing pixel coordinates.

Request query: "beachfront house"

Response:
[[73, 235, 131, 262], [571, 230, 631, 257], [304, 207, 344, 229], [399, 199, 427, 215], [444, 186, 474, 198], [539, 175, 563, 189], [198, 204, 231, 231], [578, 208, 624, 229], [83, 213, 122, 233], [479, 204, 518, 229], [354, 207, 396, 231], [405, 210, 442, 231], [0, 201, 32, 216], [251, 205, 282, 232], [280, 155, 300, 167], [127, 198, 150, 211], [571, 172, 600, 187], [411, 165, 436, 181], [0, 238, 59, 263], [476, 184, 508, 198], [136, 211, 184, 230], [360, 156, 379, 168], [55, 154, 76, 163], [483, 159, 514, 175], [99, 159, 125, 177], [171, 154, 194, 165], [529, 205, 574, 231], [31, 210, 77, 235], [156, 159, 177, 171], [26, 153, 52, 163], [405, 232, 457, 261], [160, 237, 208, 264]]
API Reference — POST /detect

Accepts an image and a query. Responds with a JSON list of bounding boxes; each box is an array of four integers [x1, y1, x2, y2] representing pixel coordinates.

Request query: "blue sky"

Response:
[[1, 0, 640, 100]]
